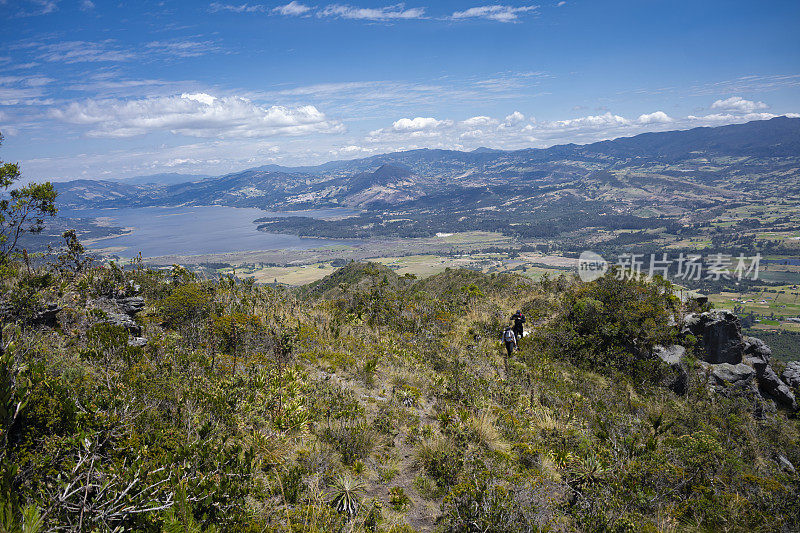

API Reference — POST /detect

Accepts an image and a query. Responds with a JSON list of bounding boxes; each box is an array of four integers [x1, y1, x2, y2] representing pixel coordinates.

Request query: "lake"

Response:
[[59, 206, 359, 258]]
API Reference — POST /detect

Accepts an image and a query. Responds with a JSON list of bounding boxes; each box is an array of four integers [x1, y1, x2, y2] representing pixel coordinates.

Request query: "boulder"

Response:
[[743, 336, 771, 370], [33, 303, 62, 328], [711, 363, 755, 388], [104, 311, 142, 336], [756, 365, 798, 411], [117, 296, 145, 315], [777, 455, 796, 475], [782, 361, 800, 389], [655, 344, 685, 366], [683, 310, 744, 364], [128, 336, 148, 347], [654, 344, 688, 395]]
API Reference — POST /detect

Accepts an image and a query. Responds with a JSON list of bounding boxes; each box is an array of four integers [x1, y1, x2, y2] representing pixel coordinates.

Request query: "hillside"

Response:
[[55, 117, 800, 212], [53, 118, 800, 267], [2, 251, 799, 532]]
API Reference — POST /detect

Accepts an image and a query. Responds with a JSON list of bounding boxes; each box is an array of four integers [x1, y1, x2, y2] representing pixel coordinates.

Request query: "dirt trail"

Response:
[[313, 369, 441, 531]]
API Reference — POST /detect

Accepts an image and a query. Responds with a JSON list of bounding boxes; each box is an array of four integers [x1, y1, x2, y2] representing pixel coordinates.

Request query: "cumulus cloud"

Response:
[[502, 111, 525, 126], [551, 112, 630, 129], [391, 116, 451, 132], [711, 96, 768, 114], [638, 111, 673, 124], [687, 112, 778, 123], [319, 3, 426, 20], [274, 1, 312, 15], [460, 129, 485, 139], [451, 4, 538, 22], [461, 115, 498, 127], [50, 93, 344, 138]]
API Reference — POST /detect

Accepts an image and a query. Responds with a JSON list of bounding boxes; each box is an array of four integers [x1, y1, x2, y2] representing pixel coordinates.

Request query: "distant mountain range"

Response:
[[121, 172, 210, 186], [54, 116, 800, 212]]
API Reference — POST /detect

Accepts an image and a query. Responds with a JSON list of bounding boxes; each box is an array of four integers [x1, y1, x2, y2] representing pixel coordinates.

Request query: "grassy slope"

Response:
[[2, 260, 799, 532]]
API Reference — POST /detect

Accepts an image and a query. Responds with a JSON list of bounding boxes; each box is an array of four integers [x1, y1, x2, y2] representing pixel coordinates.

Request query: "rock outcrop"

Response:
[[93, 292, 146, 341], [682, 310, 744, 364], [674, 310, 797, 411], [782, 361, 800, 389]]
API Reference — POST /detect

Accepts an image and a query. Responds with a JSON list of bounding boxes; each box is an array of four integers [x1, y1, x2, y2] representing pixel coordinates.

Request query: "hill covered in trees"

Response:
[[1, 248, 799, 532]]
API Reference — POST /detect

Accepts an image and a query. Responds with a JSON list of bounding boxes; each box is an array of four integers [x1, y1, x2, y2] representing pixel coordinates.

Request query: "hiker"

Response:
[[502, 326, 517, 358], [511, 310, 526, 339]]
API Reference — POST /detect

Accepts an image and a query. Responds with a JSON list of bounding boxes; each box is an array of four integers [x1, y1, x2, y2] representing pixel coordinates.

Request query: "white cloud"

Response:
[[460, 129, 484, 139], [451, 4, 538, 22], [181, 92, 217, 106], [503, 111, 525, 126], [274, 1, 312, 15], [81, 0, 94, 10], [50, 93, 344, 139], [638, 111, 673, 124], [16, 0, 59, 16], [208, 2, 268, 13], [145, 39, 221, 58], [392, 116, 451, 132], [687, 112, 778, 123], [551, 112, 630, 129], [710, 96, 768, 114], [461, 115, 498, 127], [556, 1, 566, 6], [30, 40, 134, 63], [319, 3, 426, 20], [0, 75, 54, 105]]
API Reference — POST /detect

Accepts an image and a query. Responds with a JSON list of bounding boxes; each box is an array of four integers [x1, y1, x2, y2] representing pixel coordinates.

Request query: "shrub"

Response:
[[441, 474, 539, 533], [161, 282, 212, 328], [388, 487, 410, 512], [543, 270, 679, 375], [322, 419, 374, 465], [417, 440, 463, 488]]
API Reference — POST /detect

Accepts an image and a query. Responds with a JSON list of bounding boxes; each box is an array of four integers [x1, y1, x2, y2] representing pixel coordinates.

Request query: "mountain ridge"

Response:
[[54, 117, 800, 216]]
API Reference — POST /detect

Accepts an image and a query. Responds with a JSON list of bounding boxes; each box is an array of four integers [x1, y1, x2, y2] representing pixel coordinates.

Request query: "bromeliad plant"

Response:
[[330, 474, 365, 518]]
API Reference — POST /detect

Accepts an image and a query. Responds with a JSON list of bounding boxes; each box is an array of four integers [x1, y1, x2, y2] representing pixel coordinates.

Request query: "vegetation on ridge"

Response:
[[1, 246, 798, 531]]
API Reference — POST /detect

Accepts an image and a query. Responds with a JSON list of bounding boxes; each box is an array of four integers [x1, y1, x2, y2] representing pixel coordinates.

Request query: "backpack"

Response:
[[503, 329, 516, 342]]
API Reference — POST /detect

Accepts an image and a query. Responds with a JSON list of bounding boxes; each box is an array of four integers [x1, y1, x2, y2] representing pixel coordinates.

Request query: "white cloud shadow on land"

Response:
[[49, 93, 344, 138]]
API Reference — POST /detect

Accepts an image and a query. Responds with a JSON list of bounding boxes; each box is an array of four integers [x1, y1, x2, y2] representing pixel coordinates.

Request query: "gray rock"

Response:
[[655, 344, 686, 366], [743, 336, 771, 369], [654, 345, 688, 395], [33, 303, 62, 327], [711, 363, 755, 387], [777, 455, 796, 475], [128, 336, 148, 347], [703, 310, 745, 364], [757, 365, 798, 411], [104, 312, 142, 336], [117, 296, 145, 315], [781, 361, 800, 389]]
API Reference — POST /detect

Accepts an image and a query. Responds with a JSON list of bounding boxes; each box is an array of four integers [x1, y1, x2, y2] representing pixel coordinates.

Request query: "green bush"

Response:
[[322, 419, 375, 465]]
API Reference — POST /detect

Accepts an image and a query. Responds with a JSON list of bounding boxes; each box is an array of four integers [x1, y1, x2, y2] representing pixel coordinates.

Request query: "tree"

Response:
[[0, 133, 58, 264]]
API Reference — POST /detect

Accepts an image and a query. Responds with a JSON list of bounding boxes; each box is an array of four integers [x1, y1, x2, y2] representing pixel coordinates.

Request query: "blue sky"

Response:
[[1, 0, 799, 181]]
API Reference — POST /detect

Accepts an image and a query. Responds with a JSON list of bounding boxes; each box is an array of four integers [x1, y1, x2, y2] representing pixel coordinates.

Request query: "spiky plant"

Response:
[[330, 474, 365, 518]]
